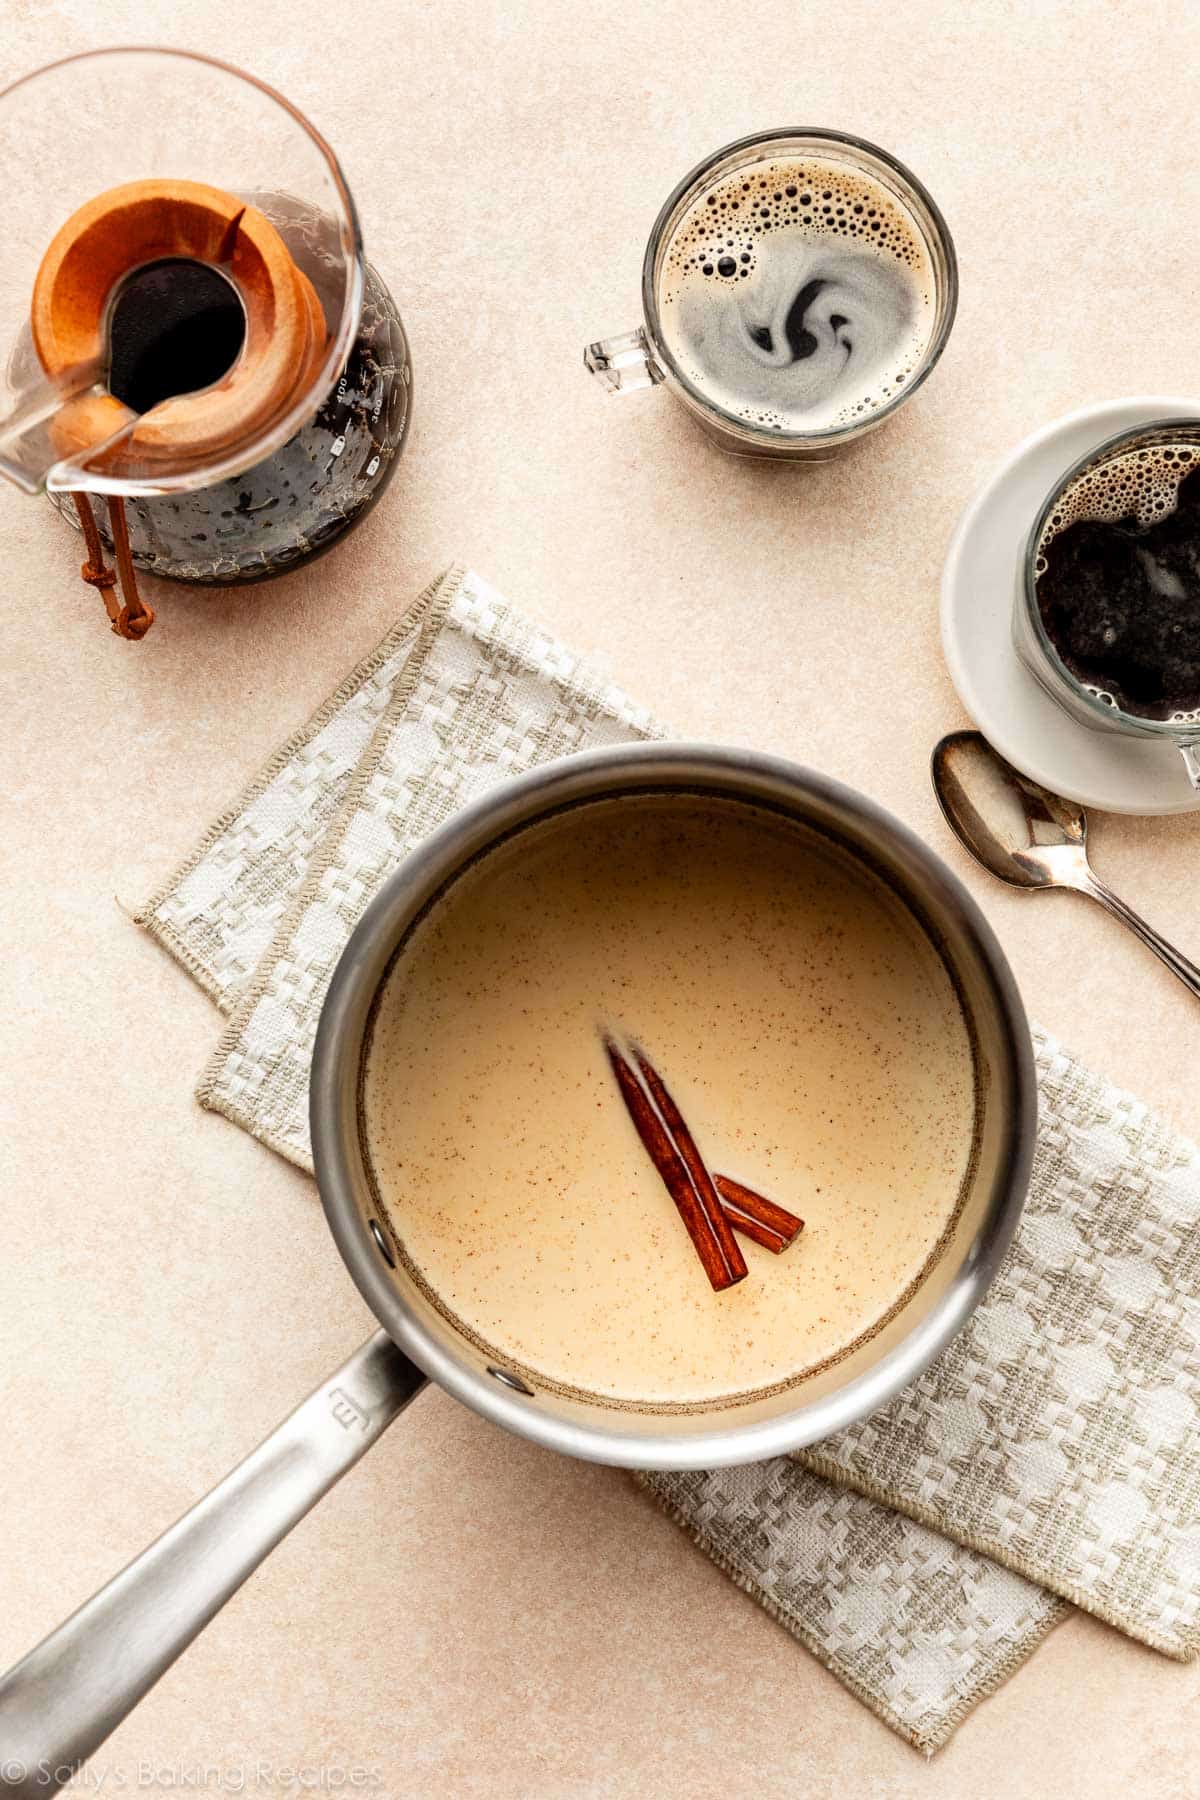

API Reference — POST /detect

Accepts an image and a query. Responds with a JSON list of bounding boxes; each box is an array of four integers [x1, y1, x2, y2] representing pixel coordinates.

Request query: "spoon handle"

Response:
[[1081, 875, 1200, 1001]]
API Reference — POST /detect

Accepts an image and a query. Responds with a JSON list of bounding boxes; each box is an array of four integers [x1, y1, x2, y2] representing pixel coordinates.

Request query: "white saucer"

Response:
[[941, 396, 1200, 815]]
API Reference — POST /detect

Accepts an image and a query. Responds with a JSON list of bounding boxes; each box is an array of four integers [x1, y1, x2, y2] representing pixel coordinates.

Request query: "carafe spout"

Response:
[[0, 355, 131, 494]]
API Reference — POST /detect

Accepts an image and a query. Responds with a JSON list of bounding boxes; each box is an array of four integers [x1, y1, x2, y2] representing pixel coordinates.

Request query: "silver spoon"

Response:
[[931, 730, 1200, 1001]]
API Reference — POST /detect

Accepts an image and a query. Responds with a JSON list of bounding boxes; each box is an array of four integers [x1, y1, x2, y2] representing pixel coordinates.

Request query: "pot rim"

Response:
[[311, 742, 1035, 1469]]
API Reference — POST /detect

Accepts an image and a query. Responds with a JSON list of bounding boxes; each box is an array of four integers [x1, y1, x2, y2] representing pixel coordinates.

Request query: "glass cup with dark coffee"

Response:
[[1015, 420, 1200, 789], [585, 128, 957, 458]]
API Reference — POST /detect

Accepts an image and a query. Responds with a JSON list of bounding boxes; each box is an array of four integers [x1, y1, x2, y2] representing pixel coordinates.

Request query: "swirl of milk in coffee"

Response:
[[674, 246, 919, 426], [658, 156, 937, 434]]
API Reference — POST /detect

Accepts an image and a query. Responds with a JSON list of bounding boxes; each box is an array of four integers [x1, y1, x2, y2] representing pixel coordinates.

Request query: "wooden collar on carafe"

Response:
[[31, 179, 328, 639]]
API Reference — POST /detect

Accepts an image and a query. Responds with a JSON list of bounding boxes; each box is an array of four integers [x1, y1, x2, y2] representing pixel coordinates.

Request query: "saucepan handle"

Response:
[[0, 1332, 426, 1793]]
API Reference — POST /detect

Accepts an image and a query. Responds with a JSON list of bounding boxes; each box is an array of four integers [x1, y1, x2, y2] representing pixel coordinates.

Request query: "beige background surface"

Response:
[[3, 1, 1200, 1793]]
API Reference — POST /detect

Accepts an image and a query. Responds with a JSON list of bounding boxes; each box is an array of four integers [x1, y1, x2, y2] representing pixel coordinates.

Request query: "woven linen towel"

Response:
[[138, 565, 1200, 1753]]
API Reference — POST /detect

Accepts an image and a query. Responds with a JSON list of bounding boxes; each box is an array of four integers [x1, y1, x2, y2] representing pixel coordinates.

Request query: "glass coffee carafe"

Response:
[[0, 48, 411, 636]]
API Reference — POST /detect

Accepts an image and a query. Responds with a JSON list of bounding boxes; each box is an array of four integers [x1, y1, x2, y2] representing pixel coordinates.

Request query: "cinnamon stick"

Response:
[[717, 1203, 789, 1254], [603, 1038, 745, 1292], [713, 1174, 804, 1248], [632, 1050, 749, 1286]]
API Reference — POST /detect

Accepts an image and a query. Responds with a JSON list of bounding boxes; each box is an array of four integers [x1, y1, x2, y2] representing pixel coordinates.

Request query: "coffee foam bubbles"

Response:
[[1037, 443, 1200, 559], [657, 155, 936, 433]]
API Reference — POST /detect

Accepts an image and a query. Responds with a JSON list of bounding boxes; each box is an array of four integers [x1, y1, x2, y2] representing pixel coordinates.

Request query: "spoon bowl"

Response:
[[931, 730, 1090, 891], [931, 729, 1200, 999]]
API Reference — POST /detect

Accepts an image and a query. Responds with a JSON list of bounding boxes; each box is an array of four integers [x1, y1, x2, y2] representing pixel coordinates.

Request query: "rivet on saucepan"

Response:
[[487, 1367, 535, 1396], [368, 1219, 396, 1267]]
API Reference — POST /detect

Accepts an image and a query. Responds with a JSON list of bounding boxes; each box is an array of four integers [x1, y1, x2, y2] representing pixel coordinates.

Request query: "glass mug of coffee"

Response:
[[1014, 420, 1200, 789], [585, 127, 958, 458]]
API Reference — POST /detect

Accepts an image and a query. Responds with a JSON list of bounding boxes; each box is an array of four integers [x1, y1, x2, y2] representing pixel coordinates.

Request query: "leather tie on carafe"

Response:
[[30, 179, 328, 640], [71, 492, 154, 641]]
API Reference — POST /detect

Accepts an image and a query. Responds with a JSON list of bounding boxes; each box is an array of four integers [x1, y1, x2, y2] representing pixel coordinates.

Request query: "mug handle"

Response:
[[1179, 742, 1200, 790], [583, 327, 664, 395], [0, 1332, 427, 1792]]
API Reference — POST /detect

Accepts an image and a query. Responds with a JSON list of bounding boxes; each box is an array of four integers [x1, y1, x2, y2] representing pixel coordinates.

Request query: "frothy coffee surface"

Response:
[[1035, 442, 1200, 721], [656, 153, 937, 433], [361, 798, 977, 1410]]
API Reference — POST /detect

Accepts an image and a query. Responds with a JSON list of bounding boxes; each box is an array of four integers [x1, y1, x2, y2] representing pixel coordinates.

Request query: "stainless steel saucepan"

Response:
[[0, 745, 1037, 1785]]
